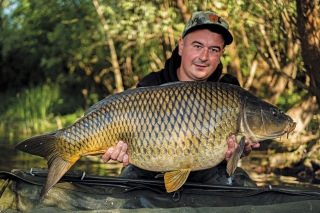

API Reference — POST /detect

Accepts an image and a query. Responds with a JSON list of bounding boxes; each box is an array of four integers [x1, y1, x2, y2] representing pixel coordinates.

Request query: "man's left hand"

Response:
[[225, 135, 260, 161]]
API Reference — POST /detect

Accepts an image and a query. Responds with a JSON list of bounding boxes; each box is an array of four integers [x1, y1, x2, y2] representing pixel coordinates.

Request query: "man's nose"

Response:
[[198, 48, 209, 61]]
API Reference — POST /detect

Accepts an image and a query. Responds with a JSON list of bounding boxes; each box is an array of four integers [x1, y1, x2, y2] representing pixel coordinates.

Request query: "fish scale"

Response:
[[15, 81, 296, 197], [129, 86, 231, 170]]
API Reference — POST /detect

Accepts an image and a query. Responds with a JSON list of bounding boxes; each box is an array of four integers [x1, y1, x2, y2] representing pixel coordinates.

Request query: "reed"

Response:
[[0, 83, 60, 135]]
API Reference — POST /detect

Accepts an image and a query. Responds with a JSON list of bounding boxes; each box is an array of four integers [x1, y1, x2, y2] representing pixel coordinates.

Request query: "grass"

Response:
[[0, 83, 84, 140]]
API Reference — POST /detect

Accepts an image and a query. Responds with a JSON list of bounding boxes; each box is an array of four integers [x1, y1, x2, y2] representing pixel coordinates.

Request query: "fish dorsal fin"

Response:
[[164, 169, 191, 193], [226, 136, 246, 177], [84, 82, 188, 116], [84, 101, 103, 116]]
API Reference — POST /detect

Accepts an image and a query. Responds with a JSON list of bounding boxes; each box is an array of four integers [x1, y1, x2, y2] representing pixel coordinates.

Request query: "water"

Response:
[[1, 134, 319, 188], [241, 151, 320, 188]]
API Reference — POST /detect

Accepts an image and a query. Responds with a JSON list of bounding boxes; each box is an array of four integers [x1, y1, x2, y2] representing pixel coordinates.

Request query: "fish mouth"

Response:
[[250, 121, 297, 142], [265, 121, 297, 139], [284, 122, 297, 139]]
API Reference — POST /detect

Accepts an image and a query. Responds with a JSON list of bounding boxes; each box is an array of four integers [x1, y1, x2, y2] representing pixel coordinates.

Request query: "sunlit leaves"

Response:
[[0, 0, 312, 117]]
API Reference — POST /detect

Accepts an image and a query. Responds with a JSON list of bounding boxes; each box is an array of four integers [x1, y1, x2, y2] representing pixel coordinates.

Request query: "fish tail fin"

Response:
[[40, 153, 75, 197], [15, 132, 79, 197], [15, 132, 58, 158]]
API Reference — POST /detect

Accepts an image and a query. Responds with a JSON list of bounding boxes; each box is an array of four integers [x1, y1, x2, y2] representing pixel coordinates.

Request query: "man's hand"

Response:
[[225, 135, 260, 161], [102, 141, 129, 167]]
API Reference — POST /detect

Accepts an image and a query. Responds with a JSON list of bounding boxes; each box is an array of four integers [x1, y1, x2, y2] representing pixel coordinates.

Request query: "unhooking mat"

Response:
[[1, 168, 320, 212]]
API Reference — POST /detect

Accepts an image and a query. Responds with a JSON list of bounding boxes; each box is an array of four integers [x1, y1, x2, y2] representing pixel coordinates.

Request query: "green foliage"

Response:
[[306, 114, 320, 135], [0, 83, 60, 134], [0, 82, 85, 135], [277, 89, 308, 112], [0, 0, 315, 134]]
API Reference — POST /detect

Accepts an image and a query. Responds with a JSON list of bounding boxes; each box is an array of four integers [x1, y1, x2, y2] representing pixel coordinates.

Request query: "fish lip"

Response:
[[285, 122, 297, 133], [284, 122, 297, 138], [254, 132, 286, 141], [253, 122, 296, 141]]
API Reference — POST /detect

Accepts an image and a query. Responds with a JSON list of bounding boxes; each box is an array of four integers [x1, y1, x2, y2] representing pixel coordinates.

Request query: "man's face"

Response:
[[177, 29, 225, 81]]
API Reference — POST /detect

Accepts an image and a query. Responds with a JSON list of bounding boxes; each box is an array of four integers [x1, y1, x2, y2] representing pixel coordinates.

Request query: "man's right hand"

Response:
[[102, 141, 129, 167]]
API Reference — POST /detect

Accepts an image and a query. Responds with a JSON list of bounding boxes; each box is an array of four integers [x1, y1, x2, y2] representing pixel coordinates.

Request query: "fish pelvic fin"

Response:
[[164, 169, 191, 193], [226, 136, 246, 177], [15, 132, 79, 197]]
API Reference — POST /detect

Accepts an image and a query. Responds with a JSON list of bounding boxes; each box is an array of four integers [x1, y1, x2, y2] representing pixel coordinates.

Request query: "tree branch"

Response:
[[92, 0, 123, 93], [254, 41, 309, 91]]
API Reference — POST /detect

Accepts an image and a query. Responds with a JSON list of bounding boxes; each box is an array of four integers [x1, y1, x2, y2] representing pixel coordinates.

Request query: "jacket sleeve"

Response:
[[136, 70, 165, 88], [218, 74, 240, 86]]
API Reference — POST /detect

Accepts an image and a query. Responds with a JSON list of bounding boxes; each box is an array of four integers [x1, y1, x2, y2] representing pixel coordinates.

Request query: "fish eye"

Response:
[[272, 109, 279, 116]]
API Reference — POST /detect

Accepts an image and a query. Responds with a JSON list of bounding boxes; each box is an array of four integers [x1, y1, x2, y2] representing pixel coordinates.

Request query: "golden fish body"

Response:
[[16, 82, 296, 197]]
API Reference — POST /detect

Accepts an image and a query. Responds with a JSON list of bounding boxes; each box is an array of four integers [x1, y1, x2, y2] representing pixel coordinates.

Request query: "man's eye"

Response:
[[209, 48, 219, 52]]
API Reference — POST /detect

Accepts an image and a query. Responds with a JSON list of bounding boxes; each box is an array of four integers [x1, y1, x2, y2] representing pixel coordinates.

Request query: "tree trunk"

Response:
[[259, 14, 299, 105], [93, 0, 124, 93], [287, 95, 319, 133], [227, 39, 243, 86], [296, 0, 320, 106]]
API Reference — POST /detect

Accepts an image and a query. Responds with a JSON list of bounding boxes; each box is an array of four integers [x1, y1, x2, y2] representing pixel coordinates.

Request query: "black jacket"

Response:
[[137, 46, 240, 87]]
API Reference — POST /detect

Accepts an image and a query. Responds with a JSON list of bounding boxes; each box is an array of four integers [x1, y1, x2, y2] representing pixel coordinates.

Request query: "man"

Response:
[[102, 11, 259, 186]]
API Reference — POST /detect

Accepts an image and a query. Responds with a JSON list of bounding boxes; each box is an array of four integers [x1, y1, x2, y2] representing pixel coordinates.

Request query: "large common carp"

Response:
[[16, 82, 296, 197]]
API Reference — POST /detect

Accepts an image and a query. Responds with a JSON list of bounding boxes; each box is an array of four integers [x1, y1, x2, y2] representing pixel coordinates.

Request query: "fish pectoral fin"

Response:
[[226, 136, 246, 177], [81, 150, 107, 156], [164, 169, 191, 193]]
